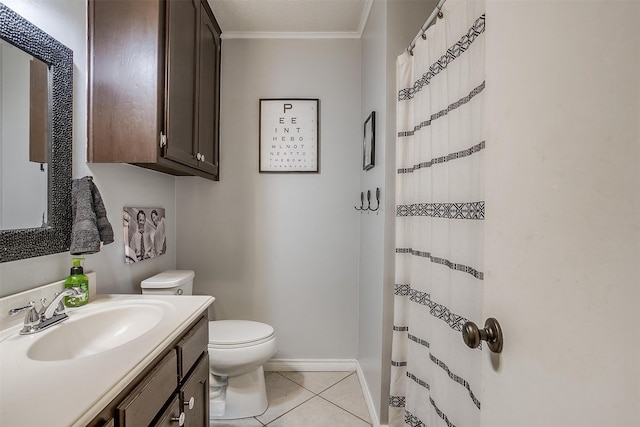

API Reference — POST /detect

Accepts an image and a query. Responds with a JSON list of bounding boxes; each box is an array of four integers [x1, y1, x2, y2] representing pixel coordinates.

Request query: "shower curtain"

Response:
[[390, 1, 485, 426]]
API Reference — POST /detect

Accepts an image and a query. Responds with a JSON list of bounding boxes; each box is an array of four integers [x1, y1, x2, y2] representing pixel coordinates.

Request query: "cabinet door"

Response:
[[196, 3, 221, 178], [164, 0, 199, 168], [88, 0, 163, 163], [181, 353, 210, 427]]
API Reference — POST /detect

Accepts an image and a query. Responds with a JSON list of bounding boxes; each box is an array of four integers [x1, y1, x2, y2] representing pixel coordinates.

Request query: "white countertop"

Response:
[[0, 294, 214, 427]]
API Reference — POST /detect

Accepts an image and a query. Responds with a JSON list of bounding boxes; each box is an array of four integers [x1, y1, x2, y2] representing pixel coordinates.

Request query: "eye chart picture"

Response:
[[259, 98, 320, 173], [123, 207, 166, 264]]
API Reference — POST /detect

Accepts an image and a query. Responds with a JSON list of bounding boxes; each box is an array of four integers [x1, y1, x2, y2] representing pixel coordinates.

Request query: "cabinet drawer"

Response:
[[116, 350, 178, 427], [177, 316, 208, 379], [152, 394, 181, 427]]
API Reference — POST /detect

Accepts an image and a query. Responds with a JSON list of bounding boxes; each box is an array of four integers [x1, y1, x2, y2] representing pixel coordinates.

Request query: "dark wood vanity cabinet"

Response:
[[153, 355, 209, 427], [88, 0, 221, 181], [88, 316, 210, 427]]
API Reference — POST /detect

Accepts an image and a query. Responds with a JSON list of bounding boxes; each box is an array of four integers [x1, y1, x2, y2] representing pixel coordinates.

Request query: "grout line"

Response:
[[278, 370, 352, 395], [213, 371, 372, 427], [319, 372, 373, 425], [275, 371, 370, 426], [261, 373, 316, 426], [316, 394, 373, 426]]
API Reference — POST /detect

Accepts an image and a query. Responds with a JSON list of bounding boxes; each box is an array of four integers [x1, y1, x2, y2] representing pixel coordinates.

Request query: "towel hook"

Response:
[[368, 188, 381, 212], [354, 192, 365, 211]]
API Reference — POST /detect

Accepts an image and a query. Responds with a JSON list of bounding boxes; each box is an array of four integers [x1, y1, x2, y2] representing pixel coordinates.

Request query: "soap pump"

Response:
[[64, 257, 89, 307]]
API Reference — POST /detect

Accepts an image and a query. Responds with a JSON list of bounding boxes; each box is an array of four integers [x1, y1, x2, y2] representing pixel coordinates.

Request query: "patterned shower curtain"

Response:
[[389, 1, 486, 426]]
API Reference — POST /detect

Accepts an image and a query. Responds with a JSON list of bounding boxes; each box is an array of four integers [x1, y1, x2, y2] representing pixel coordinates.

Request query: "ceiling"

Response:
[[207, 0, 372, 38]]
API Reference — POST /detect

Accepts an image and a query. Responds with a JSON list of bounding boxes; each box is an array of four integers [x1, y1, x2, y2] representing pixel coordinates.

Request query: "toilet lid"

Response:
[[208, 320, 274, 346], [141, 270, 194, 288]]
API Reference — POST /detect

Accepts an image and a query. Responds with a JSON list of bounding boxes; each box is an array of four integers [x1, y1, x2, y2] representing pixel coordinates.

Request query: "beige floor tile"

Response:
[[320, 373, 371, 423], [278, 371, 353, 394], [210, 417, 264, 427], [266, 396, 371, 427], [256, 373, 315, 425]]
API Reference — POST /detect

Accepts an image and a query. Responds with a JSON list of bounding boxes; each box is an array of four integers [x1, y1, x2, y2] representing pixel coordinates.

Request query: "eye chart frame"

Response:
[[259, 98, 320, 173]]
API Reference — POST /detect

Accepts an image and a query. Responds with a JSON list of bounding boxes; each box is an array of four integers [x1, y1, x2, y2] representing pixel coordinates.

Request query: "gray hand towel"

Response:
[[70, 176, 114, 255]]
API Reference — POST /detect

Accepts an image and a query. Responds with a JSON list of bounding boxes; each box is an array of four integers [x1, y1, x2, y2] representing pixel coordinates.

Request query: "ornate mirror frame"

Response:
[[0, 3, 73, 262]]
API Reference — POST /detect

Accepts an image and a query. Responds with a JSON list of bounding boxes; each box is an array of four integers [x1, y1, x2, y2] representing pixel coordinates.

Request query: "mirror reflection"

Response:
[[0, 2, 73, 263], [0, 39, 49, 229]]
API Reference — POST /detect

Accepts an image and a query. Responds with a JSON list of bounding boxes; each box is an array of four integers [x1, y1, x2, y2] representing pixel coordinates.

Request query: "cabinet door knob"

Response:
[[171, 412, 185, 426], [200, 154, 205, 162], [184, 396, 195, 410], [462, 317, 503, 353]]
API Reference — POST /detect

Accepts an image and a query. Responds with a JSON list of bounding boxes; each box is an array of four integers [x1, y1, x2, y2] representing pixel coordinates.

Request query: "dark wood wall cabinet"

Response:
[[89, 316, 210, 427], [88, 0, 221, 181]]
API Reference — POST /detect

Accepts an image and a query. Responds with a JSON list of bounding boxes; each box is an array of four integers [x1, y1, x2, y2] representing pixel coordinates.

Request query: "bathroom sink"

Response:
[[26, 302, 166, 361]]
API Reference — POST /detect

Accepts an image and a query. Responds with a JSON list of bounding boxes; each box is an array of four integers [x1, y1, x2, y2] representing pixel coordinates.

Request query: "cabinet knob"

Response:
[[171, 412, 185, 426], [201, 154, 205, 162], [184, 396, 195, 410], [196, 153, 201, 161]]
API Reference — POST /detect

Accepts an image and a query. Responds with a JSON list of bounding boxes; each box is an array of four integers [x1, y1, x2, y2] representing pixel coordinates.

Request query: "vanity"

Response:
[[0, 293, 215, 426]]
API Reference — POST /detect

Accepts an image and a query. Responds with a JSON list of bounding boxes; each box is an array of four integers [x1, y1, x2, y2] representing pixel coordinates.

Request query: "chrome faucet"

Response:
[[8, 287, 86, 335]]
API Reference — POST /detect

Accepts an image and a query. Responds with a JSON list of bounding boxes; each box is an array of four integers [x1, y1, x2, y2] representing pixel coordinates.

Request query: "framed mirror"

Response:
[[0, 4, 73, 262]]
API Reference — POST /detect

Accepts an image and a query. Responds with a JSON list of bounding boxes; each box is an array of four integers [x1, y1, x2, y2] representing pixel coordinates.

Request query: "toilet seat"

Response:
[[209, 320, 275, 349]]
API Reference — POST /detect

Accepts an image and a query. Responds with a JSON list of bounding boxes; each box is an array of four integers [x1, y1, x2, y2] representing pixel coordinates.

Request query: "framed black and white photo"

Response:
[[123, 207, 166, 264], [363, 111, 376, 171], [259, 98, 320, 173]]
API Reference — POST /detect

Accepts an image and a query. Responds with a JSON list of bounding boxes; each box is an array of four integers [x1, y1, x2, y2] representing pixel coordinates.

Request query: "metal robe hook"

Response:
[[365, 190, 372, 211], [368, 187, 381, 212], [354, 192, 365, 211]]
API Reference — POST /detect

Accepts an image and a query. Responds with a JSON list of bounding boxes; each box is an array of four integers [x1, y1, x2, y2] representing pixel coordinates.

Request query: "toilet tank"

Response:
[[140, 270, 195, 295]]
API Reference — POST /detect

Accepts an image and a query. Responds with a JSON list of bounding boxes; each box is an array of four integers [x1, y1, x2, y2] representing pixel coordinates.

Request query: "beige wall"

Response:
[[176, 38, 362, 360], [359, 1, 437, 423], [483, 1, 640, 425]]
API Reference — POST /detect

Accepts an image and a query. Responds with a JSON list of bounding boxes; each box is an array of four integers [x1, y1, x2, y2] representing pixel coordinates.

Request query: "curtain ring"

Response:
[[421, 32, 426, 40], [437, 11, 444, 19]]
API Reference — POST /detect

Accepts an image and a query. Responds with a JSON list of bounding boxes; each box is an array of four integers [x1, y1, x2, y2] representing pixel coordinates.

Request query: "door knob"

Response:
[[462, 317, 503, 353]]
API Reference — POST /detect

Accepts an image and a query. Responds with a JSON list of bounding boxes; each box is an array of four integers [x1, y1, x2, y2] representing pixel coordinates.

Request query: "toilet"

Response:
[[140, 270, 277, 420]]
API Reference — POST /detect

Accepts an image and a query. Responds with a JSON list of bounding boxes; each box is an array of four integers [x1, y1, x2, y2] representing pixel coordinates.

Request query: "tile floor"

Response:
[[210, 371, 372, 427]]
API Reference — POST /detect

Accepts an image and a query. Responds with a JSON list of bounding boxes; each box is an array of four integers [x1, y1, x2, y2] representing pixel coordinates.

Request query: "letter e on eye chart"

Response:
[[259, 99, 319, 173]]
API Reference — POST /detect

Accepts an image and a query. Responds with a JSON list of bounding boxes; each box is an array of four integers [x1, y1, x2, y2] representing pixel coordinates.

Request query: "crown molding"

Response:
[[221, 31, 362, 40], [219, 0, 373, 40]]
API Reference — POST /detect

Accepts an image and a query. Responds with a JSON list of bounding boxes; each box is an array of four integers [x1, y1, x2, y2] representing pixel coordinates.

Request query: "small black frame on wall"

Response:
[[363, 111, 375, 171]]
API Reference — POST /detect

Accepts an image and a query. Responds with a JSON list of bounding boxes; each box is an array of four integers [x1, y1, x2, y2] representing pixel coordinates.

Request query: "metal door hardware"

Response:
[[462, 317, 503, 353]]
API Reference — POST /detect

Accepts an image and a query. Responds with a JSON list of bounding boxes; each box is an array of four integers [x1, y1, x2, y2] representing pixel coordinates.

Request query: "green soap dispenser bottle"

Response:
[[64, 257, 89, 307]]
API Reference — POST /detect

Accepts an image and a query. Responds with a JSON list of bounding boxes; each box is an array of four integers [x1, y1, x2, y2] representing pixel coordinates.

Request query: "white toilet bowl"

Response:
[[208, 320, 276, 419], [139, 270, 277, 420]]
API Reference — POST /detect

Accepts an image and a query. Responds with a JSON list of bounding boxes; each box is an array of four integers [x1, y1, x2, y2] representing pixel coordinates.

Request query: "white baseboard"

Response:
[[264, 359, 381, 427], [355, 362, 381, 427]]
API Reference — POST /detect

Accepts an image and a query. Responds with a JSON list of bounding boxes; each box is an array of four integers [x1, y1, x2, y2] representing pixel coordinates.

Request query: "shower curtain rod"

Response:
[[407, 0, 447, 54]]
